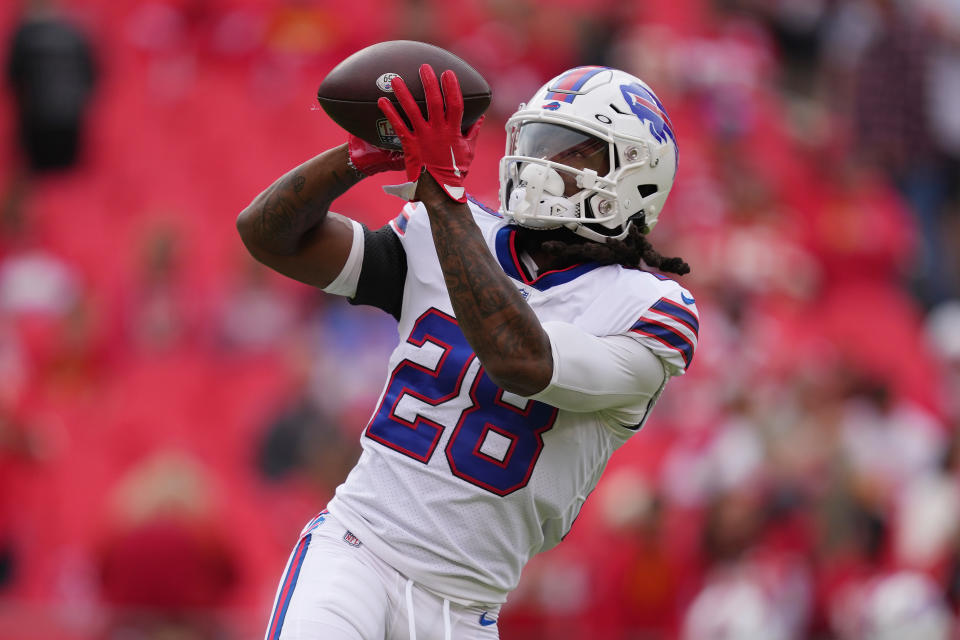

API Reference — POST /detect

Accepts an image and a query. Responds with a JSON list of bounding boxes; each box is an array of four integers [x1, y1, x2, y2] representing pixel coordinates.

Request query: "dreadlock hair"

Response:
[[521, 215, 691, 276]]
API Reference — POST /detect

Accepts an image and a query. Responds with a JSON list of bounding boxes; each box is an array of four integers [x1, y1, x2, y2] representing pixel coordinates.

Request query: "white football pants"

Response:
[[265, 511, 502, 640]]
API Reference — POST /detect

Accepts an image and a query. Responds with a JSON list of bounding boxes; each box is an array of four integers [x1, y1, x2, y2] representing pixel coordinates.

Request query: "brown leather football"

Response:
[[317, 40, 491, 150]]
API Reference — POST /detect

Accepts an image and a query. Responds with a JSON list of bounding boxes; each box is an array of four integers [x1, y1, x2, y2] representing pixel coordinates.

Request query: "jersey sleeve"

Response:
[[627, 287, 700, 377], [320, 214, 408, 319], [529, 321, 666, 428], [347, 223, 408, 319], [321, 218, 364, 297]]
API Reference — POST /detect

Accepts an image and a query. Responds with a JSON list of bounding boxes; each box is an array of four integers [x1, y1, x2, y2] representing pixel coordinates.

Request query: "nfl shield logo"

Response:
[[343, 531, 362, 547]]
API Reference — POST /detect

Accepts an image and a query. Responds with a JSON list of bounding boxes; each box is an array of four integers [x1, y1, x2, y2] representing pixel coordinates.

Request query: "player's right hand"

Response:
[[377, 64, 483, 203], [347, 134, 405, 176]]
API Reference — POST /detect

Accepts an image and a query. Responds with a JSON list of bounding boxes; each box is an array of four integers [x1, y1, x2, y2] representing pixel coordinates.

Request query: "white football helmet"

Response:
[[499, 66, 678, 242]]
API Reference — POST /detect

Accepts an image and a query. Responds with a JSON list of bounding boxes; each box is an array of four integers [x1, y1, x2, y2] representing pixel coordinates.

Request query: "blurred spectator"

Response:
[[925, 299, 960, 421], [683, 490, 813, 640], [255, 386, 359, 494], [919, 0, 960, 299], [851, 0, 930, 180], [922, 0, 960, 159], [124, 220, 200, 352], [660, 395, 767, 508], [798, 153, 915, 289], [0, 246, 104, 394], [5, 0, 97, 172], [305, 297, 398, 416], [685, 137, 819, 302], [831, 571, 954, 640], [592, 470, 688, 639], [944, 436, 960, 614], [837, 375, 946, 495], [0, 407, 41, 595], [849, 0, 955, 305], [217, 260, 298, 353], [893, 432, 960, 575], [98, 450, 239, 640], [0, 247, 81, 318], [255, 322, 362, 496]]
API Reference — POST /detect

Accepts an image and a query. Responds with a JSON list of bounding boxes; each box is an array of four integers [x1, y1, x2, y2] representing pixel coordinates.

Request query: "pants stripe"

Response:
[[266, 533, 311, 640]]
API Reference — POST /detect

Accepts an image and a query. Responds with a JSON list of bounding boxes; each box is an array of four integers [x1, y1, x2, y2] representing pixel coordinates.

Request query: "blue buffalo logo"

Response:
[[620, 84, 676, 147], [542, 102, 562, 111]]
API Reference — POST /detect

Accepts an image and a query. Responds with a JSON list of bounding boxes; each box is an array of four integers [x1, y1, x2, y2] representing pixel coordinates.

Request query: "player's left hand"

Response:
[[347, 134, 405, 176], [378, 64, 484, 203]]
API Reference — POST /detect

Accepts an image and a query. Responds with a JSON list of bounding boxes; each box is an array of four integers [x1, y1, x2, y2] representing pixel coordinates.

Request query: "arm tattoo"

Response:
[[425, 196, 551, 390], [256, 172, 305, 245], [244, 146, 363, 256]]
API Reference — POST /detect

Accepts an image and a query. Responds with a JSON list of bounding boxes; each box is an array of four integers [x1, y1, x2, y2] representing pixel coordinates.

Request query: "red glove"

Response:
[[346, 134, 405, 176], [377, 64, 484, 203]]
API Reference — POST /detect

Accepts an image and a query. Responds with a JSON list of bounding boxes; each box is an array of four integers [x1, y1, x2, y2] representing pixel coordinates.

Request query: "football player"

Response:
[[238, 64, 697, 640]]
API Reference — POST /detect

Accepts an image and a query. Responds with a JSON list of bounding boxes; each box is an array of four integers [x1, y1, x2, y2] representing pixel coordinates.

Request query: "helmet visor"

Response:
[[513, 123, 609, 175]]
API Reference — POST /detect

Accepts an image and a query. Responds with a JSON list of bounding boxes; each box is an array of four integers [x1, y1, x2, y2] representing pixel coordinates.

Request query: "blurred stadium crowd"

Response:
[[1, 0, 959, 638]]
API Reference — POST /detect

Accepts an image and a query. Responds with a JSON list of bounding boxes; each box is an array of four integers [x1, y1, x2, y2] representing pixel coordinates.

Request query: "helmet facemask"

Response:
[[501, 122, 622, 237]]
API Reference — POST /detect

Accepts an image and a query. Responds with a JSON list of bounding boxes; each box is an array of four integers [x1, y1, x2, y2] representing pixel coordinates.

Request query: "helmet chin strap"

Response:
[[508, 163, 572, 229]]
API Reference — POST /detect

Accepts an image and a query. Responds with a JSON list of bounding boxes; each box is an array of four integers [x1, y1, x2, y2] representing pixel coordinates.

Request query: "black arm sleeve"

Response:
[[347, 224, 407, 320]]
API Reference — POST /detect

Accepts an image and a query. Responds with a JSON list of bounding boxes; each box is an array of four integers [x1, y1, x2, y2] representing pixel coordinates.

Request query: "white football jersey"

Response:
[[327, 198, 699, 606]]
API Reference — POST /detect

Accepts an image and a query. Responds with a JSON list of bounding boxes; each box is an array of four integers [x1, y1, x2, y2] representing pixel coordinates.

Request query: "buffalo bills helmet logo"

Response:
[[542, 102, 562, 111], [620, 83, 676, 147]]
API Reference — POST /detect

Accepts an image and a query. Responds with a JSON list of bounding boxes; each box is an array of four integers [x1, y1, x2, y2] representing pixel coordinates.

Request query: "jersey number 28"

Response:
[[366, 309, 558, 496]]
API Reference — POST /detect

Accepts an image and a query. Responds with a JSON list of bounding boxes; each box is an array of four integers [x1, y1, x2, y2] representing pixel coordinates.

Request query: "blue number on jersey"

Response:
[[366, 308, 558, 496], [366, 309, 475, 462]]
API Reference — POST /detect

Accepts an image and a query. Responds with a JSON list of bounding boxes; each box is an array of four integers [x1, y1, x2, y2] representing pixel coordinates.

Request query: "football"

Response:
[[317, 40, 491, 150]]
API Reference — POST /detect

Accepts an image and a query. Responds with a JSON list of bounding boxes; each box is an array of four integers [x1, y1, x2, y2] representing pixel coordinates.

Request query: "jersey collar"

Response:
[[494, 226, 603, 291]]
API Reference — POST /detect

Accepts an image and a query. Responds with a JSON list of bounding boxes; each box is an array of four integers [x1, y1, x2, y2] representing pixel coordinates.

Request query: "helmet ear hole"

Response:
[[638, 184, 657, 198]]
